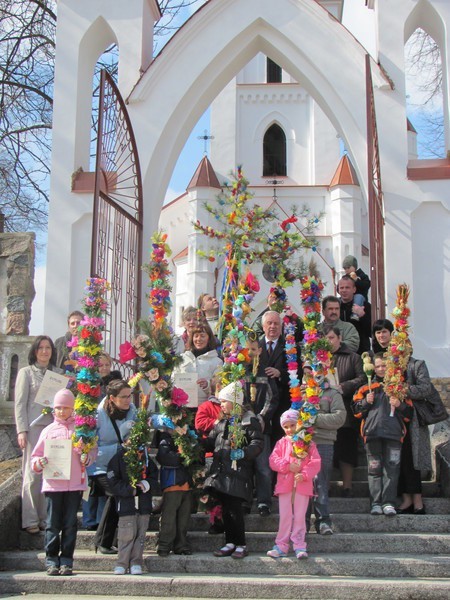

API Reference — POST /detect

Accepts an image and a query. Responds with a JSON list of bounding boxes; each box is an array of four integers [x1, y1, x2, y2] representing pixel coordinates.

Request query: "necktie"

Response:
[[267, 341, 273, 355]]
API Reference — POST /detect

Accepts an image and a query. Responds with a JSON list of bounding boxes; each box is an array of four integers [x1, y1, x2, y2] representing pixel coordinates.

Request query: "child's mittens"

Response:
[[38, 457, 48, 469], [137, 480, 150, 493], [230, 449, 244, 461]]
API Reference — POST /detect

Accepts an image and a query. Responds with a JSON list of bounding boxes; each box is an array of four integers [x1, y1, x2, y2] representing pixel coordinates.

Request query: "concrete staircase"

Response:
[[1, 487, 450, 600], [2, 425, 450, 600]]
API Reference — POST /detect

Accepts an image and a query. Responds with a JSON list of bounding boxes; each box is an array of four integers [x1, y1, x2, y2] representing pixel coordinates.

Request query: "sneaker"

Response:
[[266, 545, 287, 559], [59, 565, 72, 576], [319, 522, 333, 535], [114, 566, 126, 575], [383, 504, 396, 517], [370, 504, 383, 516], [295, 549, 308, 559], [258, 504, 271, 517], [130, 565, 143, 575], [46, 566, 59, 576]]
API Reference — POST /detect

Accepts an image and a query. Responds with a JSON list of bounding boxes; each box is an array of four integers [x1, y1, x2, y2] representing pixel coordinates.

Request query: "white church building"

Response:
[[43, 0, 450, 376]]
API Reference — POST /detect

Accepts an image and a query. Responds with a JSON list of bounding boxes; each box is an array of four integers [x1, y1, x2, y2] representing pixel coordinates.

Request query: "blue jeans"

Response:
[[45, 491, 82, 567], [366, 438, 402, 506], [254, 433, 273, 507], [82, 495, 106, 528], [312, 444, 334, 529]]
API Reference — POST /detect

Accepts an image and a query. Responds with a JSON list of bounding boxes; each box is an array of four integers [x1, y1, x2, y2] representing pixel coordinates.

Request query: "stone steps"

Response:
[[2, 466, 449, 599], [3, 549, 450, 577], [1, 571, 450, 600], [9, 529, 450, 556]]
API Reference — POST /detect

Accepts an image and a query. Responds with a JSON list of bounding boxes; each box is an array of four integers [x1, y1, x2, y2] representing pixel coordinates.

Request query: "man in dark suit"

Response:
[[258, 311, 292, 447]]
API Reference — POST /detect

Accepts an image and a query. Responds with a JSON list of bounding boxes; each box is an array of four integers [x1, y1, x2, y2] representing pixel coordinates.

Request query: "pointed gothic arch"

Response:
[[128, 0, 386, 241], [404, 0, 449, 151], [74, 16, 118, 170]]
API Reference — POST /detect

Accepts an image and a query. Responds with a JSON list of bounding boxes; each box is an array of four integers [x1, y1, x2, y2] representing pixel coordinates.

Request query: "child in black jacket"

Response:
[[107, 421, 158, 575], [154, 429, 193, 556], [353, 354, 413, 516]]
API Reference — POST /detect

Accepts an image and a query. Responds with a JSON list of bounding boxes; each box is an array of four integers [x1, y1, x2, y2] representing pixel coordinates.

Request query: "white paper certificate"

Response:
[[43, 438, 72, 480], [173, 372, 198, 408], [34, 371, 70, 407]]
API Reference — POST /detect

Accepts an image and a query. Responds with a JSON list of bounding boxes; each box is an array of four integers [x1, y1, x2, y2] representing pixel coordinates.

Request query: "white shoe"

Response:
[[130, 565, 143, 575], [114, 566, 126, 575], [371, 504, 383, 515], [383, 504, 396, 516]]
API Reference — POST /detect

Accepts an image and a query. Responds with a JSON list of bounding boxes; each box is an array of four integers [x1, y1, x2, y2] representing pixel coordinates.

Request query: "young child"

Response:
[[195, 378, 225, 534], [31, 389, 95, 576], [243, 335, 279, 516], [342, 255, 371, 320], [353, 354, 413, 516], [154, 427, 193, 556], [106, 420, 158, 575], [267, 409, 321, 559], [204, 381, 263, 559]]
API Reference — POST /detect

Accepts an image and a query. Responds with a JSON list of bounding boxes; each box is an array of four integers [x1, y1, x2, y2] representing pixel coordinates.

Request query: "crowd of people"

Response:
[[14, 255, 436, 575]]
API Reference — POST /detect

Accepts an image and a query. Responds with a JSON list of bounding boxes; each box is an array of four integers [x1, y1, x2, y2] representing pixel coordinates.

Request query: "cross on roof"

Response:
[[197, 129, 214, 155]]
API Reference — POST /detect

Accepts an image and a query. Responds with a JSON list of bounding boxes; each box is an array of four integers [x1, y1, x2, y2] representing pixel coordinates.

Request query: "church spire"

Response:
[[187, 156, 221, 190], [329, 154, 359, 187]]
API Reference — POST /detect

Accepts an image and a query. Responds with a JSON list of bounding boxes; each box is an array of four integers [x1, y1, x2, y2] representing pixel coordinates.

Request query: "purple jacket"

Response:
[[31, 416, 96, 493], [269, 436, 321, 496]]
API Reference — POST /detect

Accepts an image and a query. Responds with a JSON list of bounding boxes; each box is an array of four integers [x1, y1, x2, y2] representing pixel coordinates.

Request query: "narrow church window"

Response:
[[263, 124, 287, 176], [8, 355, 18, 402], [267, 58, 282, 83]]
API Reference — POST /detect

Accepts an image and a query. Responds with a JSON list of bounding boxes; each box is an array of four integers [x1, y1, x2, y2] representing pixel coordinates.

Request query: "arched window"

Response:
[[405, 27, 446, 158], [263, 124, 287, 176]]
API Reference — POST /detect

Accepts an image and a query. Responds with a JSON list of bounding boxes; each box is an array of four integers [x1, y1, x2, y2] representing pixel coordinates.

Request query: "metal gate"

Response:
[[91, 70, 143, 369]]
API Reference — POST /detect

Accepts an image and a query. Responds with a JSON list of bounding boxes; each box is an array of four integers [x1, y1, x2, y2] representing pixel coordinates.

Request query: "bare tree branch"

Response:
[[0, 0, 205, 232]]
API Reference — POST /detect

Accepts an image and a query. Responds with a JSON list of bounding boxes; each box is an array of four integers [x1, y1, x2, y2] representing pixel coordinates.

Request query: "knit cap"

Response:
[[342, 255, 357, 269], [53, 389, 75, 409], [218, 381, 244, 405], [280, 409, 299, 426]]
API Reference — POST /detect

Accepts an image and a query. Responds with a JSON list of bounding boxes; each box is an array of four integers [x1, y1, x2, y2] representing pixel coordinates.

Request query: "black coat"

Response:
[[204, 410, 263, 503], [243, 362, 279, 434], [332, 343, 366, 427], [340, 300, 372, 354], [107, 446, 158, 516]]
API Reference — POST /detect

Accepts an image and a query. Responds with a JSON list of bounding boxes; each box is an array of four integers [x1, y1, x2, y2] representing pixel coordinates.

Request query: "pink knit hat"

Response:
[[53, 389, 75, 409], [280, 409, 299, 426]]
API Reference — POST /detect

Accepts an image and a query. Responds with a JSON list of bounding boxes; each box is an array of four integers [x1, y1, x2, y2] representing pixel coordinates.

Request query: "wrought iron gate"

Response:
[[91, 70, 143, 368]]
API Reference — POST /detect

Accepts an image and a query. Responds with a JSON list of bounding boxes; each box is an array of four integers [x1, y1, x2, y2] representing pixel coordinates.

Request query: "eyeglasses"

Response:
[[116, 394, 132, 400]]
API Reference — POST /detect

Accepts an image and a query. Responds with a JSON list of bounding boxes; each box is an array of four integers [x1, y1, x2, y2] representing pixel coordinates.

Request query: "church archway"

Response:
[[126, 0, 386, 249]]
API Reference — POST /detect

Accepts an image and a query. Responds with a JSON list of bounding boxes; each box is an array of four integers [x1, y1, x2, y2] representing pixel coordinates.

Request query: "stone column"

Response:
[[0, 232, 35, 335]]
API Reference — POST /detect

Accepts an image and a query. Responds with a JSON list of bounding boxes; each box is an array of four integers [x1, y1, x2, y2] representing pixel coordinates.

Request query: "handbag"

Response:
[[413, 384, 448, 426]]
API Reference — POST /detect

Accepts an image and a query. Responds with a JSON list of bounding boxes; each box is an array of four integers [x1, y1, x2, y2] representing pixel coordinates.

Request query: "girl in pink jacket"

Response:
[[267, 409, 321, 559], [31, 389, 96, 576]]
